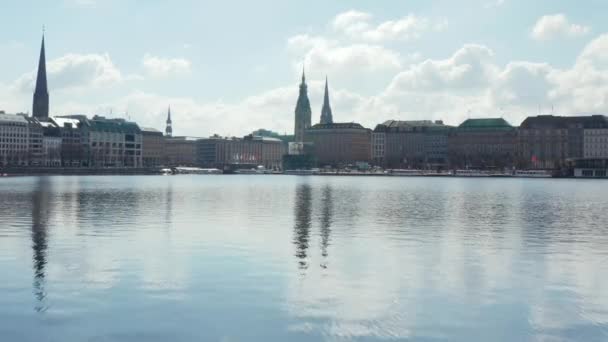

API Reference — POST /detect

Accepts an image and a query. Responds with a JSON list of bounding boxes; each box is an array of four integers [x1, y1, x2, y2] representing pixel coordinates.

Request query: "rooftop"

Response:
[[166, 136, 201, 142], [520, 114, 608, 129], [140, 127, 163, 134], [458, 118, 515, 131], [374, 119, 451, 132], [309, 122, 368, 130], [0, 113, 29, 124], [87, 116, 142, 134], [51, 116, 81, 128]]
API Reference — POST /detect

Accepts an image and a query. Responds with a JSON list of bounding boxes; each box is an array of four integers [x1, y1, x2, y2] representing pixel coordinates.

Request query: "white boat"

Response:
[[454, 170, 493, 177], [514, 170, 553, 178], [284, 169, 319, 176], [235, 169, 259, 174], [388, 169, 426, 176], [174, 167, 222, 175]]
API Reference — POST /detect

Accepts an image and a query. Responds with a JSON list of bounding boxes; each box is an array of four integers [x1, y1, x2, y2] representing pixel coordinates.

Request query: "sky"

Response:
[[1, 0, 608, 137]]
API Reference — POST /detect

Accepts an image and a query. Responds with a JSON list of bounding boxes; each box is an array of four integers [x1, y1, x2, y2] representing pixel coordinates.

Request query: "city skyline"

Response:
[[1, 0, 608, 137]]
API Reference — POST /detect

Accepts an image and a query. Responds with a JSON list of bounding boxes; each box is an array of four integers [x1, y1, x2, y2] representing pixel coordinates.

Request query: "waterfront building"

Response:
[[305, 81, 371, 167], [306, 123, 372, 167], [519, 115, 608, 169], [25, 116, 44, 166], [372, 120, 451, 169], [141, 127, 165, 167], [59, 115, 142, 167], [164, 136, 199, 166], [51, 117, 84, 167], [0, 113, 30, 166], [319, 77, 333, 125], [371, 129, 385, 166], [32, 34, 49, 121], [584, 126, 608, 159], [294, 69, 312, 143], [42, 133, 62, 167], [197, 134, 286, 170], [448, 118, 518, 169]]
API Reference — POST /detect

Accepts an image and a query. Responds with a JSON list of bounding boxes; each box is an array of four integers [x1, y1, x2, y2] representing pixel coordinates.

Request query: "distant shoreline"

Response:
[[0, 169, 601, 179], [0, 167, 161, 176]]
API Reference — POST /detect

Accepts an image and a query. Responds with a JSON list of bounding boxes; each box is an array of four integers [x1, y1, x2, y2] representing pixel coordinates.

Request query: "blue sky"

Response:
[[2, 0, 608, 136]]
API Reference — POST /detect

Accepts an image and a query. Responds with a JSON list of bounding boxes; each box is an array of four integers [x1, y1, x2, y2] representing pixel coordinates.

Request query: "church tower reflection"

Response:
[[293, 183, 312, 271], [319, 185, 333, 268], [31, 178, 51, 313]]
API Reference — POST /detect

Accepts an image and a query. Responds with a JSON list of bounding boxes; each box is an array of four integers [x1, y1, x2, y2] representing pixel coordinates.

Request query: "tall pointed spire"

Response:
[[32, 30, 49, 120], [165, 106, 173, 137], [294, 66, 312, 143], [319, 76, 333, 125]]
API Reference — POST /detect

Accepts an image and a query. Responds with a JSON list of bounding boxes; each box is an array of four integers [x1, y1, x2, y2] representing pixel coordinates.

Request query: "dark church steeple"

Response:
[[33, 31, 49, 120], [294, 67, 312, 143], [319, 76, 333, 125], [165, 106, 173, 137]]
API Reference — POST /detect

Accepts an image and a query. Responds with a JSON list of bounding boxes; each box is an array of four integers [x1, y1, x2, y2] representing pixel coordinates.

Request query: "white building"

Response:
[[371, 131, 385, 166], [584, 128, 608, 158], [0, 112, 30, 167], [42, 135, 62, 167]]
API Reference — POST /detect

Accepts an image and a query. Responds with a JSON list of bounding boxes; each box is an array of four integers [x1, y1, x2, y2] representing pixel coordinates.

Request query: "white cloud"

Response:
[[387, 44, 498, 93], [64, 0, 96, 7], [142, 54, 192, 78], [332, 10, 447, 42], [484, 0, 506, 9], [12, 53, 123, 93], [490, 61, 555, 108], [287, 34, 401, 84], [531, 14, 591, 41]]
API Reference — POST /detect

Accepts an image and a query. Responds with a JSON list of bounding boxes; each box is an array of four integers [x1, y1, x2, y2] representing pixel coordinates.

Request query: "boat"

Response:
[[173, 167, 222, 175], [284, 169, 319, 176], [235, 168, 259, 174], [453, 170, 493, 177], [514, 170, 553, 178], [388, 169, 426, 176]]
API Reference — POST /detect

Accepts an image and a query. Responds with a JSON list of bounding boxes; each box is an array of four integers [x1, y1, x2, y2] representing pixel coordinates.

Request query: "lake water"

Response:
[[0, 175, 607, 341]]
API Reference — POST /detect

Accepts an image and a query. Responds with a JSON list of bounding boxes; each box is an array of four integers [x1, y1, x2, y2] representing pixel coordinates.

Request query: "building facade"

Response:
[[519, 115, 608, 169], [25, 117, 44, 166], [306, 123, 372, 167], [51, 117, 84, 167], [164, 136, 198, 166], [372, 120, 451, 169], [141, 127, 164, 167], [449, 118, 518, 169], [197, 135, 285, 170], [0, 113, 30, 167], [584, 128, 608, 159], [66, 115, 143, 168], [42, 134, 62, 167]]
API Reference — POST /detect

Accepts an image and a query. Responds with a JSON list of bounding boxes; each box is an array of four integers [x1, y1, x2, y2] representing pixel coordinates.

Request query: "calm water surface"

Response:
[[0, 175, 607, 341]]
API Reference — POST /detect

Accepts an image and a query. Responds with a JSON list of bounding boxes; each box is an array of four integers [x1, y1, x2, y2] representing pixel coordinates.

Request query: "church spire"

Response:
[[319, 76, 333, 125], [294, 66, 311, 143], [165, 106, 173, 137], [33, 30, 49, 120]]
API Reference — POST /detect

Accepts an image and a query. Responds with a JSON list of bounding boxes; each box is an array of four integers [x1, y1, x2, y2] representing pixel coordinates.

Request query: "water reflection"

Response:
[[0, 176, 606, 341], [31, 177, 51, 313], [319, 185, 333, 268], [293, 183, 312, 271]]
